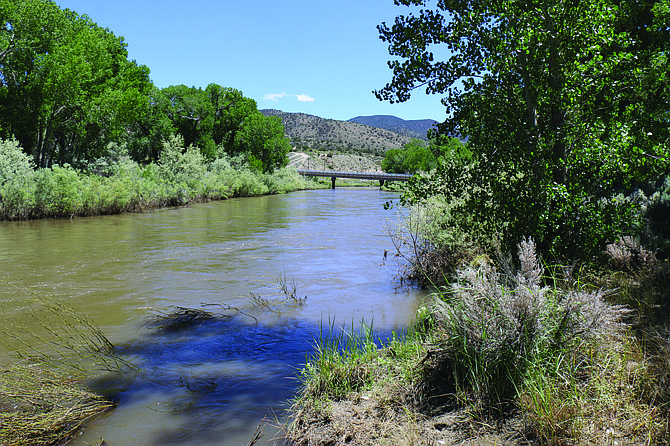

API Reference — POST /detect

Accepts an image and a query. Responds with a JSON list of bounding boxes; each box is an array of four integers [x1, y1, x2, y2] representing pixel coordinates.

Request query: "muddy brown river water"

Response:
[[0, 188, 425, 445]]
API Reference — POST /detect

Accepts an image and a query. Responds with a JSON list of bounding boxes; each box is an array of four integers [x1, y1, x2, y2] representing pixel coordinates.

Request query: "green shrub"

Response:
[[268, 166, 307, 193], [32, 165, 85, 217], [425, 238, 629, 409], [0, 139, 34, 184], [0, 139, 37, 219], [0, 137, 312, 221], [386, 196, 476, 287]]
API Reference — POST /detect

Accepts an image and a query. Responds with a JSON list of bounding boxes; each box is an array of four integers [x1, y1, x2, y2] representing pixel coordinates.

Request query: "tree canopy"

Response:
[[377, 0, 670, 259], [0, 0, 291, 174], [381, 136, 465, 174], [0, 0, 153, 167]]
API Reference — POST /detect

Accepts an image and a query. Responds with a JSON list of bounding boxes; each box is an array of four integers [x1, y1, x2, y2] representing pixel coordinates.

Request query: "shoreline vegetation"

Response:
[[0, 138, 387, 223], [287, 235, 670, 445], [0, 136, 313, 222], [0, 137, 394, 221]]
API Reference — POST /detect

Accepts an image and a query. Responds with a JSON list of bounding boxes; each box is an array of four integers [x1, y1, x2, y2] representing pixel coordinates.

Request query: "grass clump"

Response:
[[0, 283, 128, 446], [288, 320, 434, 445], [0, 363, 114, 446], [297, 322, 379, 404], [424, 237, 629, 410]]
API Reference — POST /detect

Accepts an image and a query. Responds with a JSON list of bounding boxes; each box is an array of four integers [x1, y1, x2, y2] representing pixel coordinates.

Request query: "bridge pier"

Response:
[[331, 177, 336, 189], [379, 179, 385, 189]]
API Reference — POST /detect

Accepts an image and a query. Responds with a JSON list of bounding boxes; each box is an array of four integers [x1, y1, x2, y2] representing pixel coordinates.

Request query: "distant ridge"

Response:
[[348, 115, 438, 141], [260, 109, 413, 153]]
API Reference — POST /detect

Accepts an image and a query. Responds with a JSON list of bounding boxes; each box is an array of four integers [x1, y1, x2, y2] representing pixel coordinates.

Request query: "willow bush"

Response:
[[0, 138, 311, 221]]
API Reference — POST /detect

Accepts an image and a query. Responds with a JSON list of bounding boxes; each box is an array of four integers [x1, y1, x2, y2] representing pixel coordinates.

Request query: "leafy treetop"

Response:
[[377, 0, 670, 259]]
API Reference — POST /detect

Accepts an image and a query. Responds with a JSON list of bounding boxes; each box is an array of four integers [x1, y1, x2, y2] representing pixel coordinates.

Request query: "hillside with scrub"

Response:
[[261, 109, 414, 154]]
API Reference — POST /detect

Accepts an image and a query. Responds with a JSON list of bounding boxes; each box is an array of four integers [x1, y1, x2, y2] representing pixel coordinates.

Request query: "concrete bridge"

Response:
[[297, 169, 414, 189]]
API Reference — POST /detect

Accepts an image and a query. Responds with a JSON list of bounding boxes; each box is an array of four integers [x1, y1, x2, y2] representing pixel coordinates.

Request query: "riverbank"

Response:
[[286, 239, 670, 445], [0, 142, 317, 221], [0, 139, 394, 221]]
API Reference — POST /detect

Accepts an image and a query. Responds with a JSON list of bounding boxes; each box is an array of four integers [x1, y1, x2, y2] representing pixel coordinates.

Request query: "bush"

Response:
[[0, 137, 313, 221], [386, 196, 476, 287], [424, 238, 629, 409], [0, 139, 37, 220], [159, 135, 207, 193], [0, 139, 34, 184]]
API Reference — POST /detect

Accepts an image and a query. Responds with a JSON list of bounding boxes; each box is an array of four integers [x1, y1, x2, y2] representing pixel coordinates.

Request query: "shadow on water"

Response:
[[88, 312, 394, 445], [0, 189, 423, 445]]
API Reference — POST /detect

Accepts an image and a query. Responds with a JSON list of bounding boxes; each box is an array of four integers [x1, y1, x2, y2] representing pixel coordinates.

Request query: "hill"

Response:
[[260, 109, 413, 155], [348, 115, 438, 140]]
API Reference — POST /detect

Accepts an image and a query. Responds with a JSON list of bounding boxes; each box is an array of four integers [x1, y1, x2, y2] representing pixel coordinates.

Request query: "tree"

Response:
[[376, 0, 670, 259], [161, 85, 215, 157], [123, 86, 174, 163], [206, 84, 258, 152], [157, 83, 290, 172], [233, 111, 290, 173], [0, 0, 153, 167], [381, 139, 436, 174]]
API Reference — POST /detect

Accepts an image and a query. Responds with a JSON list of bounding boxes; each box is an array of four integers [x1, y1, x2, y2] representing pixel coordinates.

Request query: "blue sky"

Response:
[[55, 0, 448, 122]]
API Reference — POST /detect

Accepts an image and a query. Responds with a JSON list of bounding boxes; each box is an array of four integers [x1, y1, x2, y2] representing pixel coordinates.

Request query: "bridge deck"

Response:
[[296, 170, 413, 182]]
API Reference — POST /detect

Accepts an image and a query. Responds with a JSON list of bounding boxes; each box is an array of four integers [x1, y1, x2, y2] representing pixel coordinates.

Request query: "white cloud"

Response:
[[263, 92, 288, 102], [263, 92, 315, 103], [296, 94, 315, 102]]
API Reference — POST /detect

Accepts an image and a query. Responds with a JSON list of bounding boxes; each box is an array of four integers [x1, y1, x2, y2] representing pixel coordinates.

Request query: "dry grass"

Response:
[[0, 281, 124, 446], [0, 362, 114, 446]]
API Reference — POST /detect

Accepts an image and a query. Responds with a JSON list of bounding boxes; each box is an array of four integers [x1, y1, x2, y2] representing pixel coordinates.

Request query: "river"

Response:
[[0, 188, 425, 445]]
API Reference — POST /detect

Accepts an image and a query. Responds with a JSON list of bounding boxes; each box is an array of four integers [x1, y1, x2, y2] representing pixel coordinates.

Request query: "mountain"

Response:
[[260, 109, 413, 154], [348, 115, 439, 141]]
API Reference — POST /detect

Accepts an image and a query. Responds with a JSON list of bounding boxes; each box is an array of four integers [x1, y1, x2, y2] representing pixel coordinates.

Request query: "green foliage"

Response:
[[0, 137, 310, 221], [381, 137, 467, 174], [0, 139, 36, 219], [381, 139, 434, 174], [159, 135, 207, 190], [299, 321, 378, 402], [233, 112, 290, 174], [155, 84, 290, 172], [377, 0, 669, 260], [0, 0, 153, 167], [0, 1, 290, 175]]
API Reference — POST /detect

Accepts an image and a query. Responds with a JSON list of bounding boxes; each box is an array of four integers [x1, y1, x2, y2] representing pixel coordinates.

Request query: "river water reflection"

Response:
[[0, 188, 425, 445]]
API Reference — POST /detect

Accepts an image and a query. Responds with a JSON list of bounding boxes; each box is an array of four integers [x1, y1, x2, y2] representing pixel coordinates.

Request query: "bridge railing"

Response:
[[296, 169, 414, 188], [296, 170, 413, 181]]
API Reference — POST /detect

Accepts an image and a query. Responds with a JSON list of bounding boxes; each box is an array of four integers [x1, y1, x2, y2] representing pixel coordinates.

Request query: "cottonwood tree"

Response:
[[161, 85, 216, 157], [159, 84, 290, 172], [377, 0, 670, 259], [0, 0, 153, 167], [233, 111, 290, 174]]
